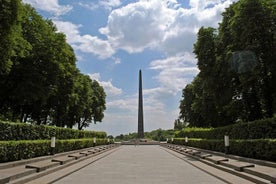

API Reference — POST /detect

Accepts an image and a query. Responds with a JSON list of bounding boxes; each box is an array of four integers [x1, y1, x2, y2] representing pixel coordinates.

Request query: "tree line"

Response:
[[0, 0, 106, 129], [115, 129, 175, 141], [179, 0, 276, 127]]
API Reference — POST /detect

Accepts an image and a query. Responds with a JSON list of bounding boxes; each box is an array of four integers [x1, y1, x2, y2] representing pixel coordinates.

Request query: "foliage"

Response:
[[179, 0, 276, 127], [175, 118, 276, 139], [145, 129, 175, 141], [115, 132, 137, 141], [175, 127, 213, 138], [173, 119, 186, 130], [115, 129, 175, 141], [0, 121, 107, 141], [0, 0, 27, 74], [0, 2, 106, 129], [169, 138, 276, 162], [0, 138, 111, 163]]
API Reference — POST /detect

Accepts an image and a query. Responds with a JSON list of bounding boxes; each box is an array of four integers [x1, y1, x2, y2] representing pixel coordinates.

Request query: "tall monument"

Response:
[[137, 70, 144, 138]]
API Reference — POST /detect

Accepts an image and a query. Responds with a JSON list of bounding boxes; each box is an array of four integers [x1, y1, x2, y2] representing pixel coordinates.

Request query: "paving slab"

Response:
[[244, 165, 276, 183], [190, 150, 201, 155], [25, 160, 60, 172], [52, 156, 75, 165], [219, 160, 255, 171], [196, 153, 213, 159], [205, 156, 229, 164], [68, 153, 85, 159], [53, 146, 227, 184], [0, 165, 36, 184], [79, 151, 90, 156], [87, 149, 97, 154]]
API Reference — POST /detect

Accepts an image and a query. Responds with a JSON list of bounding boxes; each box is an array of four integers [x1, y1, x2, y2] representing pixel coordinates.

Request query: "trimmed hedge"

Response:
[[170, 138, 276, 162], [0, 138, 112, 163], [0, 121, 107, 140], [175, 118, 276, 139]]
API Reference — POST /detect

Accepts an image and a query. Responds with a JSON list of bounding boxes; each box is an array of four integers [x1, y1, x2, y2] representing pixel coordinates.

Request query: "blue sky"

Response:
[[22, 0, 236, 136]]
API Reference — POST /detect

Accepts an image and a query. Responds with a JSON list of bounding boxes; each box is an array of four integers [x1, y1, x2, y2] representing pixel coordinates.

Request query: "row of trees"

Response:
[[179, 0, 276, 127], [0, 1, 106, 129]]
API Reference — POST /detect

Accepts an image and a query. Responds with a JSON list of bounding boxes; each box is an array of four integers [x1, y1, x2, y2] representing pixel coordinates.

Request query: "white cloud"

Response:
[[99, 0, 236, 56], [78, 2, 99, 11], [100, 0, 176, 53], [22, 0, 72, 16], [149, 53, 199, 94], [24, 0, 236, 60], [88, 73, 122, 97], [100, 0, 122, 10], [79, 0, 122, 11], [108, 98, 137, 111], [53, 21, 115, 59]]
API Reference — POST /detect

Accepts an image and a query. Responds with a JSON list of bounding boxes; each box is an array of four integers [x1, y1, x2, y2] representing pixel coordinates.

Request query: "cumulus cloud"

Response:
[[78, 2, 99, 10], [79, 0, 122, 11], [24, 0, 236, 60], [100, 0, 236, 56], [22, 0, 72, 16], [100, 0, 176, 53], [53, 21, 115, 59], [149, 53, 199, 94], [108, 98, 137, 111], [100, 0, 122, 10], [88, 73, 122, 97]]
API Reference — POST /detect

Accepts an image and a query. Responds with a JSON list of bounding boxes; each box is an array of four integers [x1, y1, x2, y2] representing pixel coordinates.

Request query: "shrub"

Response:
[[0, 138, 111, 162], [175, 118, 276, 139], [0, 121, 107, 140]]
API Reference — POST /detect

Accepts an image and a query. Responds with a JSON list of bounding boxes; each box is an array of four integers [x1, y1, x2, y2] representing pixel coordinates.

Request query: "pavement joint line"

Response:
[[160, 147, 233, 184]]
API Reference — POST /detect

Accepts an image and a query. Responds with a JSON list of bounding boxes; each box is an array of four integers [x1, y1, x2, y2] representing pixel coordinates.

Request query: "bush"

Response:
[[170, 138, 276, 162], [0, 138, 112, 163], [175, 127, 213, 138], [175, 118, 276, 139], [0, 121, 107, 140]]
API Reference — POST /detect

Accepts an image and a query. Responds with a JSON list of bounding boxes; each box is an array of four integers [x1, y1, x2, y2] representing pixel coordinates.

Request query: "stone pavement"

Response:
[[0, 145, 119, 184], [52, 145, 254, 184], [163, 144, 276, 183]]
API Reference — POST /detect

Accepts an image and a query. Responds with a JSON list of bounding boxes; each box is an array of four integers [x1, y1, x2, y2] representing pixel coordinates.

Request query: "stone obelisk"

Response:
[[137, 70, 144, 138]]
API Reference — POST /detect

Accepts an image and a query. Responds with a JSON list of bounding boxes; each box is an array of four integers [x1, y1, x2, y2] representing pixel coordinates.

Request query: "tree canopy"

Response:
[[179, 0, 276, 127], [0, 1, 106, 129]]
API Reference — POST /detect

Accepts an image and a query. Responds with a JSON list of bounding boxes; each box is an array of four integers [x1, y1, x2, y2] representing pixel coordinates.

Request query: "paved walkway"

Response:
[[54, 146, 227, 184]]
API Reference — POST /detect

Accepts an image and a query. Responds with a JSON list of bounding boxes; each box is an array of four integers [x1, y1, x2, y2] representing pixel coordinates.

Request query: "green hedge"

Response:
[[0, 121, 107, 140], [0, 138, 112, 163], [170, 138, 276, 162], [175, 118, 276, 139]]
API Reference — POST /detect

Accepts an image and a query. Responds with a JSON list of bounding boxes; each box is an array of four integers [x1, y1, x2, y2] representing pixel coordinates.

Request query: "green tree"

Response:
[[0, 0, 22, 74], [0, 1, 108, 130], [173, 119, 186, 130], [179, 0, 276, 127], [193, 27, 221, 127], [90, 80, 106, 123], [179, 80, 204, 127]]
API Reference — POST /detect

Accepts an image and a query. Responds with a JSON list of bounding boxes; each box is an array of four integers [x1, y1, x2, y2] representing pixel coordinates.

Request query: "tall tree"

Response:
[[0, 0, 21, 74], [193, 27, 220, 127], [179, 0, 276, 127], [0, 1, 107, 128]]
